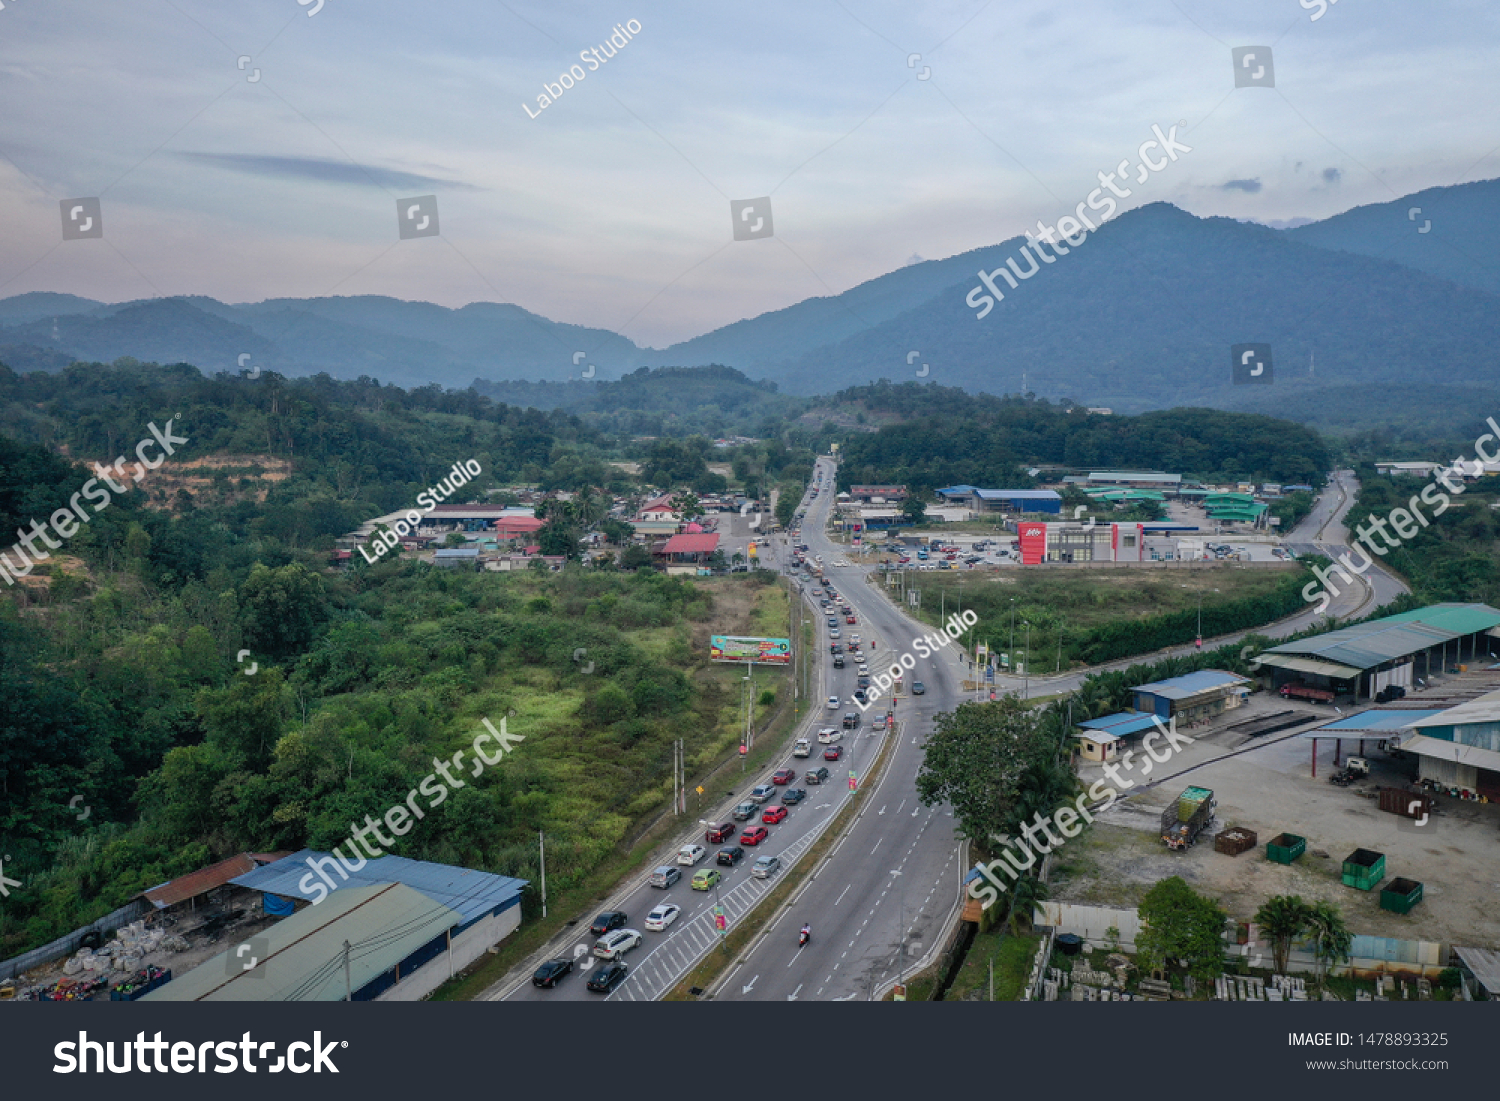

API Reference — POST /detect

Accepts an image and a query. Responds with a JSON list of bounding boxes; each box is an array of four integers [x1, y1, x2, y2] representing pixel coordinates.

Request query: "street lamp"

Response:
[[1009, 598, 1016, 665], [1023, 621, 1031, 700]]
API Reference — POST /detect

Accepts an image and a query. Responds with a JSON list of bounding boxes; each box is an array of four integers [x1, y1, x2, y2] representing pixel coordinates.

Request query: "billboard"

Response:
[[710, 635, 792, 666]]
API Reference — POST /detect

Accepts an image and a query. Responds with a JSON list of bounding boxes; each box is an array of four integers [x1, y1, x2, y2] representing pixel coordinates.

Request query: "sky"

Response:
[[1, 0, 1496, 348]]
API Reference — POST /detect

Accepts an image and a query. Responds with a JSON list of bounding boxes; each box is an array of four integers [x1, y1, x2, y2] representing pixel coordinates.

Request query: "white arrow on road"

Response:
[[878, 805, 886, 815], [833, 992, 858, 1001], [788, 984, 802, 1002], [742, 975, 759, 995]]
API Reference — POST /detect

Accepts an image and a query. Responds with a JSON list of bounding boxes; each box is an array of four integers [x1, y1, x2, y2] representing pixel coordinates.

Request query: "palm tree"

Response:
[[1255, 894, 1311, 974], [1007, 874, 1049, 935], [1306, 900, 1353, 984]]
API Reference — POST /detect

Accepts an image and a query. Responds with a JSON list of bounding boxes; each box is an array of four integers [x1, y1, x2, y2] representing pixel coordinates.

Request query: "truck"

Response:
[[1161, 786, 1216, 851], [1279, 683, 1335, 703]]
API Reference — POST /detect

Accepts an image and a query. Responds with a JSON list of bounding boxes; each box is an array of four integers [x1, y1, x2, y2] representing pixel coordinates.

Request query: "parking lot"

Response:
[[1055, 685, 1500, 946]]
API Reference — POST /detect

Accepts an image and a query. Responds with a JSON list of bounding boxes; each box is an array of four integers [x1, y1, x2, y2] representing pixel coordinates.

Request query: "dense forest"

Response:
[[0, 360, 796, 958], [831, 384, 1332, 494]]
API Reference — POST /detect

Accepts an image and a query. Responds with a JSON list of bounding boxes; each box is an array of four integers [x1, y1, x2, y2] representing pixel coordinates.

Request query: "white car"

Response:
[[593, 928, 643, 960], [826, 696, 839, 709], [818, 727, 843, 744], [644, 904, 681, 932], [677, 843, 707, 866]]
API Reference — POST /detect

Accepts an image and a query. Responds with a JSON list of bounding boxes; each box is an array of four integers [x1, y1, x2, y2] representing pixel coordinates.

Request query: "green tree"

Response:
[[238, 562, 329, 660], [915, 697, 1049, 845], [1305, 899, 1352, 983], [537, 518, 580, 559], [444, 532, 468, 547], [900, 495, 927, 524], [599, 517, 634, 545], [1254, 894, 1311, 975], [1136, 876, 1227, 981], [669, 491, 705, 523], [620, 543, 655, 571], [774, 484, 798, 528]]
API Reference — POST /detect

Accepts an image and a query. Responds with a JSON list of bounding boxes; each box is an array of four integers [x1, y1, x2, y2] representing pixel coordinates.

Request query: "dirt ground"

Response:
[[1053, 677, 1500, 948]]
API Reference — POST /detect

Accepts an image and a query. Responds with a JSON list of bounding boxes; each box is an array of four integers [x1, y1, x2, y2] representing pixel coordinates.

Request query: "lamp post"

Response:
[[1056, 616, 1064, 674], [1023, 621, 1031, 700], [1009, 599, 1016, 667]]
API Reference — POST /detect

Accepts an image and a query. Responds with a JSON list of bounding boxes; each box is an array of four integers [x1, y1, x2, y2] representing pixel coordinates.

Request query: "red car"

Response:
[[761, 805, 788, 824], [823, 745, 843, 761], [845, 614, 856, 624], [740, 826, 769, 846], [772, 768, 796, 785], [705, 822, 736, 844]]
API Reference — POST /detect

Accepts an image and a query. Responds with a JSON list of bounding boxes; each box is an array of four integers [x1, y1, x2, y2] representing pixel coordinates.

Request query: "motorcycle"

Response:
[[798, 926, 810, 947]]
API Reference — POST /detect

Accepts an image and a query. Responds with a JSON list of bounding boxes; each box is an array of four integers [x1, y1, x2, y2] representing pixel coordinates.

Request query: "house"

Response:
[[1130, 670, 1249, 723]]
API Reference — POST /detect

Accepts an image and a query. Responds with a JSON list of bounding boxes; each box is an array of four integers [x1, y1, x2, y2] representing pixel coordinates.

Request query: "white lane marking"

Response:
[[835, 884, 851, 906], [870, 839, 882, 854]]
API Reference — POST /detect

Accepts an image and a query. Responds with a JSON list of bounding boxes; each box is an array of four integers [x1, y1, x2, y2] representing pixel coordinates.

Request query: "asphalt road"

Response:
[[712, 456, 969, 1002], [489, 466, 1401, 1003]]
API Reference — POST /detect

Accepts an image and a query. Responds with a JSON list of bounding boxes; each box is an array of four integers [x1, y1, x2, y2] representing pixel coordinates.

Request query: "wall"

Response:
[[376, 903, 522, 1002], [0, 899, 151, 982]]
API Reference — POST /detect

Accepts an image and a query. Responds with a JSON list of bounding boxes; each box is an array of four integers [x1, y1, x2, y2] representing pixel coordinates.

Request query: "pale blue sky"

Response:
[[2, 0, 1495, 346]]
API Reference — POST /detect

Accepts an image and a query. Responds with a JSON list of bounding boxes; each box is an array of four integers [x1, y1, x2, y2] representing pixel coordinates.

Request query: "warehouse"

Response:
[[1254, 603, 1500, 702], [935, 486, 1062, 514], [138, 852, 527, 1002], [1397, 688, 1500, 800], [1130, 670, 1249, 723]]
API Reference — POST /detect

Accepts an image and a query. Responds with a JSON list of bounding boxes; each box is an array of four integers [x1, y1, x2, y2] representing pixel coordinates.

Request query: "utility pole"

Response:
[[1024, 621, 1031, 700], [343, 940, 352, 1001], [1056, 616, 1064, 673], [539, 831, 547, 917]]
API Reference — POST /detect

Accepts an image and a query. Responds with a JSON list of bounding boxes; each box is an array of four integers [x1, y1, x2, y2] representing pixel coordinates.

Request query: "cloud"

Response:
[[1221, 178, 1263, 193], [1322, 167, 1343, 185], [175, 153, 481, 192]]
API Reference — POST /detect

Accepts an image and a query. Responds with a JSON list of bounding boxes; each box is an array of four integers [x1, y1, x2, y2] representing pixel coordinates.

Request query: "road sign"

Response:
[[848, 771, 858, 790], [739, 744, 747, 756], [893, 984, 907, 1001], [696, 785, 704, 795], [712, 904, 727, 932]]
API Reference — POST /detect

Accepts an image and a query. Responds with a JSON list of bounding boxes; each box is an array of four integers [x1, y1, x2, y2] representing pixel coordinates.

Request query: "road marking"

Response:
[[835, 884, 851, 906], [896, 799, 906, 814], [788, 984, 802, 1001], [870, 838, 882, 854], [742, 974, 759, 995]]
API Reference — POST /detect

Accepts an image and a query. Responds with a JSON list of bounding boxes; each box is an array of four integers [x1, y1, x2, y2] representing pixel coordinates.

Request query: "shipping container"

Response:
[[1342, 848, 1386, 891], [1266, 832, 1306, 864], [1379, 877, 1423, 914]]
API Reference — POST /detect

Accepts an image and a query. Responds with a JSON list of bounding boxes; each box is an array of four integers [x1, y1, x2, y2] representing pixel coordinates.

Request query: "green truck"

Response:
[[1161, 786, 1216, 851]]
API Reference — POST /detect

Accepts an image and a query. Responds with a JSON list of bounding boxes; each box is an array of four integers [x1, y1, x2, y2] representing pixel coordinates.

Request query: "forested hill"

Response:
[[834, 389, 1332, 493]]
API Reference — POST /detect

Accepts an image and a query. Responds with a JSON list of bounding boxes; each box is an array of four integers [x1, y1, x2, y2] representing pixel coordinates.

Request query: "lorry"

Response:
[[1279, 683, 1335, 704], [1161, 786, 1216, 851]]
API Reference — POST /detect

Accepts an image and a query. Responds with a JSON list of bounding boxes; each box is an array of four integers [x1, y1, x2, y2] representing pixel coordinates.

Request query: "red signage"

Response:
[[1018, 523, 1047, 565]]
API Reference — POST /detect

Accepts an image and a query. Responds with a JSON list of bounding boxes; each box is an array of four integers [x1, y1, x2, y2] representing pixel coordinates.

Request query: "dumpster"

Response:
[[1266, 832, 1306, 865], [1055, 934, 1083, 957], [1378, 788, 1433, 820], [1379, 877, 1423, 914], [1341, 848, 1386, 890], [1215, 827, 1258, 856]]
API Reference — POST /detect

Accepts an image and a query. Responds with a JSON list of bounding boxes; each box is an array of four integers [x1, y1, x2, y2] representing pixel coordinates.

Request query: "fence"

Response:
[[0, 898, 151, 982]]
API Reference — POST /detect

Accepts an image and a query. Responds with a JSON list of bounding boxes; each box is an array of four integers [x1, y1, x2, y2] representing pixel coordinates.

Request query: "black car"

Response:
[[717, 845, 745, 866], [853, 689, 868, 704], [587, 961, 629, 993], [781, 788, 807, 805], [842, 711, 859, 729], [532, 958, 574, 988], [590, 911, 628, 936], [805, 766, 830, 785], [1376, 684, 1408, 703], [911, 681, 926, 695], [832, 655, 845, 668]]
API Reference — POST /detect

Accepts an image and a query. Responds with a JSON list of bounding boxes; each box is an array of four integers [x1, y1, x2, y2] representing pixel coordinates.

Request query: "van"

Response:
[[649, 866, 681, 889], [793, 738, 812, 757]]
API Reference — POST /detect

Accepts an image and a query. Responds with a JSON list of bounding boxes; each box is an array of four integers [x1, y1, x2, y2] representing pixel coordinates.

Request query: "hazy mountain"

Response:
[[0, 291, 104, 325], [1286, 178, 1500, 298]]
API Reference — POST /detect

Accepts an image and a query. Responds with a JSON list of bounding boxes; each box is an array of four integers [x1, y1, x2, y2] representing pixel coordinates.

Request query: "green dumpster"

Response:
[[1379, 877, 1423, 914], [1341, 848, 1386, 890], [1266, 832, 1306, 865]]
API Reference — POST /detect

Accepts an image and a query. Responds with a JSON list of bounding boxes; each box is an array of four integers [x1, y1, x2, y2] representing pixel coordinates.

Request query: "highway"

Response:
[[486, 464, 1397, 1003]]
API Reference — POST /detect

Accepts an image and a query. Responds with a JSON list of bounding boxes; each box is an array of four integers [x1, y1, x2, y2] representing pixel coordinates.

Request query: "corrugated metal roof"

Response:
[[974, 489, 1061, 500], [662, 533, 720, 554], [1078, 712, 1162, 737], [1088, 472, 1182, 483], [1131, 670, 1248, 700], [231, 850, 526, 924], [1299, 709, 1446, 736], [143, 853, 263, 909], [1408, 687, 1500, 729], [434, 548, 480, 558], [142, 883, 459, 1002], [1255, 654, 1366, 679], [1453, 946, 1500, 992], [1262, 603, 1500, 670], [1397, 733, 1500, 771]]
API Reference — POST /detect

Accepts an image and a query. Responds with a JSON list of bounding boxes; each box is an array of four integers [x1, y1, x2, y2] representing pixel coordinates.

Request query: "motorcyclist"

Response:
[[799, 923, 810, 944]]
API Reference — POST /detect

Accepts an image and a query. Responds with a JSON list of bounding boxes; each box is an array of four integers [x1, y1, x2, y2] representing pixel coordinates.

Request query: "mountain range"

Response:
[[2, 178, 1497, 415]]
